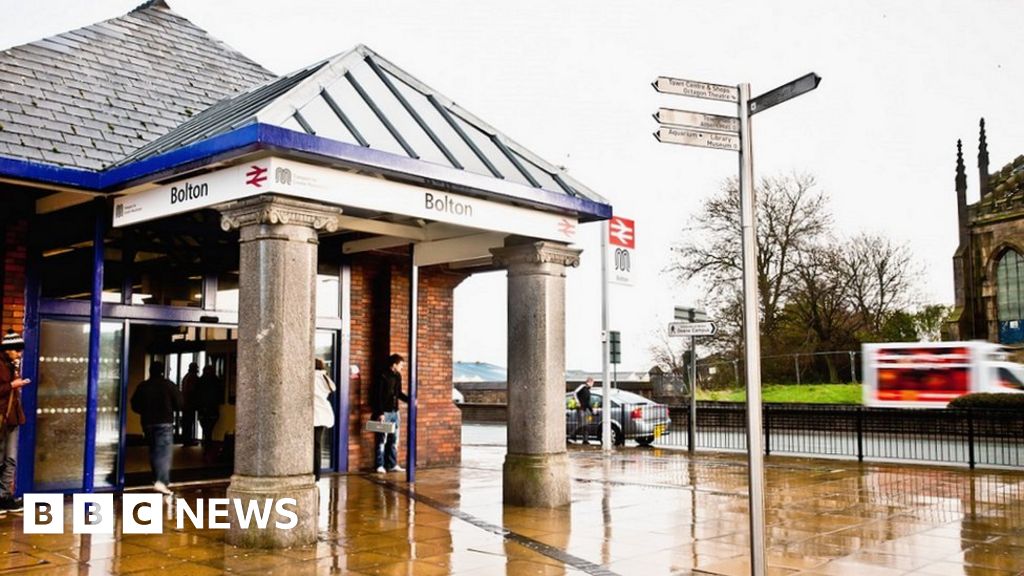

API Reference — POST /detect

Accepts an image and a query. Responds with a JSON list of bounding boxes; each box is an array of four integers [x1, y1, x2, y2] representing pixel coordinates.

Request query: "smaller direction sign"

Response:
[[655, 127, 740, 151], [655, 108, 739, 133], [749, 72, 821, 115], [669, 322, 717, 337], [653, 76, 738, 103]]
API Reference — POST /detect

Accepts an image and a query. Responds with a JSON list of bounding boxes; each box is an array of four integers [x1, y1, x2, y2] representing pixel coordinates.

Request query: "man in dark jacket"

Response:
[[0, 330, 30, 512], [573, 378, 594, 444], [131, 361, 183, 495], [370, 354, 408, 473]]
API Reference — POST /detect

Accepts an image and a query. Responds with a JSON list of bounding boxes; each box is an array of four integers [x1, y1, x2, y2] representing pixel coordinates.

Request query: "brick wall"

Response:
[[2, 219, 28, 334], [414, 266, 466, 467], [346, 253, 466, 471]]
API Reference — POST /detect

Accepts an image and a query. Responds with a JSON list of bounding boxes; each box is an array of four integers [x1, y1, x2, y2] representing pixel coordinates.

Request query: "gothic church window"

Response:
[[996, 250, 1024, 343]]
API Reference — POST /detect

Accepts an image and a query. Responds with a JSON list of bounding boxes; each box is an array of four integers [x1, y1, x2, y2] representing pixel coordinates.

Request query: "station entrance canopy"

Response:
[[11, 44, 610, 267], [113, 156, 581, 266], [0, 3, 611, 547]]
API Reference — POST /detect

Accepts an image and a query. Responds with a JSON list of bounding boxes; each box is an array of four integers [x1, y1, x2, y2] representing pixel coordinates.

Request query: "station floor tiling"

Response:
[[1, 443, 1022, 575]]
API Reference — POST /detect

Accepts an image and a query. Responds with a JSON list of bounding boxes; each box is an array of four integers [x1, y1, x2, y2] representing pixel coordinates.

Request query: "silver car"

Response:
[[565, 387, 671, 447]]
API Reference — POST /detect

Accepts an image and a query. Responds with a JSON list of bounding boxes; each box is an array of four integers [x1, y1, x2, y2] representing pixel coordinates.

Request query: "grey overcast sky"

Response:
[[4, 1, 1023, 371]]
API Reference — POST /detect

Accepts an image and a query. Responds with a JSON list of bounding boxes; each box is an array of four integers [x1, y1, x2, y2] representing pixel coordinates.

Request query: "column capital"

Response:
[[218, 194, 342, 233], [490, 241, 582, 274]]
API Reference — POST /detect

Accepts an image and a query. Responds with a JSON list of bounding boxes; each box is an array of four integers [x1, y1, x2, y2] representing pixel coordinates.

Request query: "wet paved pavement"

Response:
[[1, 437, 1022, 575]]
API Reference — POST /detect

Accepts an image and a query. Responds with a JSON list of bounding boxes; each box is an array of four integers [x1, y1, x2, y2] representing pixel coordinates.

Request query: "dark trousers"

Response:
[[144, 423, 173, 485], [180, 410, 196, 444], [314, 426, 326, 480], [576, 408, 592, 442], [199, 414, 218, 448]]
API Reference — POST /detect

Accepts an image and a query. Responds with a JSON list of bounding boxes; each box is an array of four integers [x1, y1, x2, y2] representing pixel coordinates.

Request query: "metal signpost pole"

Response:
[[738, 82, 767, 576], [601, 221, 612, 452], [689, 334, 697, 453], [654, 72, 818, 576]]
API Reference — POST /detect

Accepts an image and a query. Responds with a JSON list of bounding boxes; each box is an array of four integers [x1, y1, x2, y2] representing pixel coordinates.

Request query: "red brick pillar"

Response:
[[345, 255, 467, 471], [2, 219, 28, 334], [415, 267, 467, 467]]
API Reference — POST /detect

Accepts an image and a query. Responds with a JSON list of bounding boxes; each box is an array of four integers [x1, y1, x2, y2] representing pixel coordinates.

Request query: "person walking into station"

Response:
[[312, 358, 336, 481], [130, 360, 183, 495], [196, 365, 223, 458], [0, 330, 30, 512], [370, 354, 408, 473], [573, 377, 595, 444], [179, 362, 199, 447]]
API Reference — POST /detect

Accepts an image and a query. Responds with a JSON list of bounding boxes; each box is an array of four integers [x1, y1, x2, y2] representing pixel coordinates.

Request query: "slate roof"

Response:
[[119, 45, 601, 201], [0, 0, 275, 170]]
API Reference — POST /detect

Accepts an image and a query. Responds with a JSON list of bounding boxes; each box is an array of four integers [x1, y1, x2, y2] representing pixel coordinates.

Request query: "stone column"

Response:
[[491, 240, 581, 508], [218, 195, 340, 548]]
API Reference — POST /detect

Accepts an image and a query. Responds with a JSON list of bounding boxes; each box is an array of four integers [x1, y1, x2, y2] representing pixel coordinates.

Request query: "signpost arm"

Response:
[[738, 82, 768, 576], [601, 221, 612, 452]]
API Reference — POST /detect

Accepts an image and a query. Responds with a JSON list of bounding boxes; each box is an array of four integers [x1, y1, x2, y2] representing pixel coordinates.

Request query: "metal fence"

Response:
[[594, 401, 1024, 469]]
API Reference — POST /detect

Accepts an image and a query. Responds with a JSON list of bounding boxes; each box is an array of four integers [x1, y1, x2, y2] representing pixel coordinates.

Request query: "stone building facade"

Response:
[[950, 119, 1024, 345], [0, 1, 609, 546]]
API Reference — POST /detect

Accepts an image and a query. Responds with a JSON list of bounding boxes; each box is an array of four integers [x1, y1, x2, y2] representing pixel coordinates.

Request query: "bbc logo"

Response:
[[25, 494, 164, 535], [23, 494, 299, 534]]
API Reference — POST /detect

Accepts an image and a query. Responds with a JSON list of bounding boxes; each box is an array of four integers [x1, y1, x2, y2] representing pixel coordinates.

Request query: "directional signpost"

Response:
[[670, 306, 712, 458], [668, 321, 716, 337], [653, 76, 738, 102], [749, 73, 821, 115], [653, 73, 821, 576], [656, 108, 741, 132], [654, 127, 740, 151]]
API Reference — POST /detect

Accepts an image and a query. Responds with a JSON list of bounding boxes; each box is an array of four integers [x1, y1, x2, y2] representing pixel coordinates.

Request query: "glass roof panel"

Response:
[[385, 70, 497, 179], [296, 93, 361, 146], [278, 115, 305, 133], [321, 73, 408, 157], [346, 62, 452, 167], [512, 150, 570, 194], [450, 114, 538, 189]]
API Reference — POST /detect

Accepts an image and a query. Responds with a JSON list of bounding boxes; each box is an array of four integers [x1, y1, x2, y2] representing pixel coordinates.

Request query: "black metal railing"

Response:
[[599, 401, 1024, 469]]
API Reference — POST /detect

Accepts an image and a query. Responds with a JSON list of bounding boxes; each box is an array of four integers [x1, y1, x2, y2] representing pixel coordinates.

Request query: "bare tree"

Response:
[[648, 326, 689, 375], [789, 245, 858, 381], [842, 233, 919, 338], [669, 172, 831, 344]]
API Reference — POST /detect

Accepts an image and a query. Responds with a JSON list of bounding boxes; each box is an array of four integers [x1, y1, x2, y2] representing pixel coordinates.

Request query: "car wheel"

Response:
[[635, 435, 655, 447], [613, 426, 625, 447]]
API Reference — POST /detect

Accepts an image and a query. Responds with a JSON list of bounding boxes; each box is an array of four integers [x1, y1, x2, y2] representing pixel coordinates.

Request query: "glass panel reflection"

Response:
[[34, 320, 123, 490], [315, 331, 336, 471]]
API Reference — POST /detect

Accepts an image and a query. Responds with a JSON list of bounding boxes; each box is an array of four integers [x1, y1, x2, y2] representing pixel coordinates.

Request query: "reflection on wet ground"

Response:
[[1, 442, 1022, 575]]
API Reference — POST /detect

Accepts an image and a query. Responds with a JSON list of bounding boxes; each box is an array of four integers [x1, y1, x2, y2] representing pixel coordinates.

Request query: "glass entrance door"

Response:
[[34, 319, 124, 491]]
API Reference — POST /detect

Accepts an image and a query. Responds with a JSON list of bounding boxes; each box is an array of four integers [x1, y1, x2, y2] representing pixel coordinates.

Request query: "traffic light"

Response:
[[609, 331, 621, 365]]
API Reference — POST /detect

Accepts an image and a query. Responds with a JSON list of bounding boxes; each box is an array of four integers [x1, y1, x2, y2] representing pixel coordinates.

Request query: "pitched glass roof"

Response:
[[121, 45, 601, 202]]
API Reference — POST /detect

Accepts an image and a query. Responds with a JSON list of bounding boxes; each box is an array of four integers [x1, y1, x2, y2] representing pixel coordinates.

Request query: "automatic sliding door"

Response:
[[34, 320, 123, 490]]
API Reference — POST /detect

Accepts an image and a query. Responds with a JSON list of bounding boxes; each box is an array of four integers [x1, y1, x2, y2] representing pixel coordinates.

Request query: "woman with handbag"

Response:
[[313, 358, 336, 481]]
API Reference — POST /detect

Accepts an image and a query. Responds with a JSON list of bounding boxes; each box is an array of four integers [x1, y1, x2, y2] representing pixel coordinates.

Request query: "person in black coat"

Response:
[[573, 378, 595, 444], [369, 354, 408, 473], [196, 365, 223, 455], [130, 361, 183, 494]]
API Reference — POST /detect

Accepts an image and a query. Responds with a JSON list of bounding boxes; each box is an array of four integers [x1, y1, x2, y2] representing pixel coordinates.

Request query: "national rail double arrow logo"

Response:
[[608, 217, 635, 249], [245, 165, 269, 188]]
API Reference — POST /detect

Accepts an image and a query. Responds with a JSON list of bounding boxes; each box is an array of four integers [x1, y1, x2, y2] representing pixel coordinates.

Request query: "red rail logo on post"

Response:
[[608, 216, 635, 286], [245, 165, 268, 188], [609, 217, 635, 249]]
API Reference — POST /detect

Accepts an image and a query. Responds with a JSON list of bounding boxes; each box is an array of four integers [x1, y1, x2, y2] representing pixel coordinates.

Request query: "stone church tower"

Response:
[[949, 119, 1024, 345]]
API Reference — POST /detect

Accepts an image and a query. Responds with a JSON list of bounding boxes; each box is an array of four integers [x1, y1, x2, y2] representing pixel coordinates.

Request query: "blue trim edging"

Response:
[[0, 124, 612, 222]]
